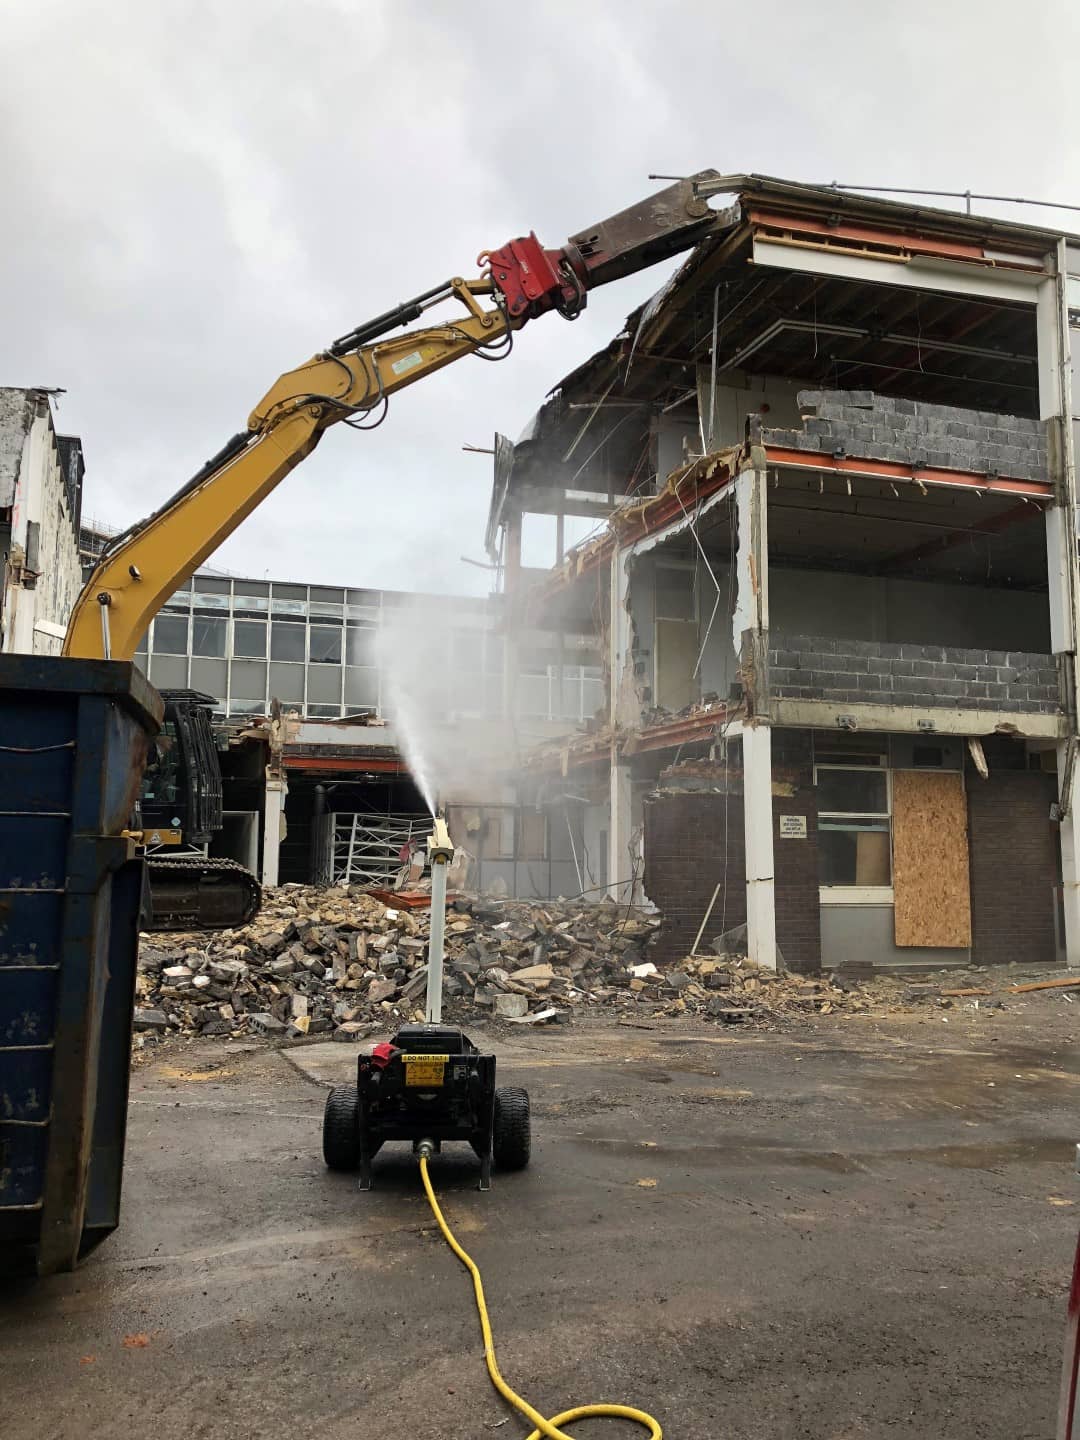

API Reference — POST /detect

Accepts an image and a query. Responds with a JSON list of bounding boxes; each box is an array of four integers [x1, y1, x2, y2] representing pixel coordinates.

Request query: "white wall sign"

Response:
[[779, 814, 807, 839]]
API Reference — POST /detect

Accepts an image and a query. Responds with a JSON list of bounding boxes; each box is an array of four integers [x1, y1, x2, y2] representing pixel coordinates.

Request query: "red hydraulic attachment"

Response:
[[482, 169, 730, 324]]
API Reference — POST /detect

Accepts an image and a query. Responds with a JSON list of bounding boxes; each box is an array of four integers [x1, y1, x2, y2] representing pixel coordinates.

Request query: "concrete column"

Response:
[[262, 769, 287, 888], [742, 724, 777, 970], [1039, 246, 1080, 965], [1059, 741, 1080, 967], [608, 757, 632, 902], [607, 539, 636, 903]]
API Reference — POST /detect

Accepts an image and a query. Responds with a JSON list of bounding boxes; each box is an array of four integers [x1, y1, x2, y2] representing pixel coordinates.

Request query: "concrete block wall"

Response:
[[769, 635, 1061, 714], [762, 389, 1047, 483]]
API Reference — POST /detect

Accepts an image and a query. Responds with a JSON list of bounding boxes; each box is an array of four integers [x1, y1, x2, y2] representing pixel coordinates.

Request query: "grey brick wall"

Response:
[[769, 635, 1062, 714], [762, 389, 1046, 483]]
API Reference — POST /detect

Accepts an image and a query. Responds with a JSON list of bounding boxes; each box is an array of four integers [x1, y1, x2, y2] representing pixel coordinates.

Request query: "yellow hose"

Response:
[[419, 1156, 662, 1439]]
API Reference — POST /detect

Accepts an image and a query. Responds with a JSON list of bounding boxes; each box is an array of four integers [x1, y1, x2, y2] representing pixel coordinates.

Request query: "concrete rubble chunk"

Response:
[[510, 962, 556, 987], [333, 1020, 369, 1042], [493, 992, 529, 1019], [133, 1007, 169, 1032], [249, 1012, 286, 1035]]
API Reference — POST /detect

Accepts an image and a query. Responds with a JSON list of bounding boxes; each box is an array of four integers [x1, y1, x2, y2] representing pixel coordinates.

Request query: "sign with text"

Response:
[[779, 814, 807, 839]]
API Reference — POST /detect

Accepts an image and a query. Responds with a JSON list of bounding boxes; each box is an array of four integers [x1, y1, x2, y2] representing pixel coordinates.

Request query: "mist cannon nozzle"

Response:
[[427, 816, 454, 866]]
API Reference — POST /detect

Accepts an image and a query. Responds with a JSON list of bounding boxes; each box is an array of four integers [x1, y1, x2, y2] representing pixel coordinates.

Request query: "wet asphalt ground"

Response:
[[2, 1003, 1078, 1439]]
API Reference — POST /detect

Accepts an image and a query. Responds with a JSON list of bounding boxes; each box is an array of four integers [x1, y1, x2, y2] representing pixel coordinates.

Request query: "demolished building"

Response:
[[485, 174, 1080, 972], [0, 387, 84, 655]]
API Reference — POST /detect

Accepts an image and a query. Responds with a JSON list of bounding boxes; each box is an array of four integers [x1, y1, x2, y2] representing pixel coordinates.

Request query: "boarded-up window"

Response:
[[518, 811, 547, 861], [892, 770, 971, 947]]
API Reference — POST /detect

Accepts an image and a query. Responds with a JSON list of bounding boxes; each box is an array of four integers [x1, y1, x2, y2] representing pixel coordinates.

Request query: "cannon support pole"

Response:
[[425, 816, 454, 1025]]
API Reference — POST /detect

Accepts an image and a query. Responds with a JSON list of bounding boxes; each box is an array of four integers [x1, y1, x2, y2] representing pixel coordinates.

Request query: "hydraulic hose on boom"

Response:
[[62, 170, 727, 663]]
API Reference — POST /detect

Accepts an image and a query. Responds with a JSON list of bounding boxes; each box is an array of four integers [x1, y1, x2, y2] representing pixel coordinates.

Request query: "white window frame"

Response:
[[815, 762, 893, 905]]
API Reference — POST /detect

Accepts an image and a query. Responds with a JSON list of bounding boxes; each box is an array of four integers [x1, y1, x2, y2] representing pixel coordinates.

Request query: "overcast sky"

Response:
[[3, 1, 1078, 595]]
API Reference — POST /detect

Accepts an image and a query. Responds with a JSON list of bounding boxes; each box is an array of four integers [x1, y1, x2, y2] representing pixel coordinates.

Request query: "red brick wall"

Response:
[[771, 731, 821, 973], [643, 790, 746, 963], [641, 728, 822, 971], [967, 759, 1059, 966]]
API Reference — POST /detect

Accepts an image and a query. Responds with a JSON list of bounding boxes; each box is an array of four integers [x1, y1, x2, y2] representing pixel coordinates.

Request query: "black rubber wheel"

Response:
[[322, 1085, 360, 1171], [493, 1086, 531, 1171]]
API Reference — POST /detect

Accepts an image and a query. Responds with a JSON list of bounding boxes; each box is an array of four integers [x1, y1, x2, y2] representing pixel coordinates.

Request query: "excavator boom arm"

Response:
[[63, 170, 725, 662]]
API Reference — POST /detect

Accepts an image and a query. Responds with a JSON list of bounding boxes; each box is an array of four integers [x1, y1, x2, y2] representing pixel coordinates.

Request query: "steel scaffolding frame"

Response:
[[318, 809, 430, 886]]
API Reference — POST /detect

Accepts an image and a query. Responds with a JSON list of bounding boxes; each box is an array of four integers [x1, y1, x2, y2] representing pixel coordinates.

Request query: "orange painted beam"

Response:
[[747, 208, 1046, 271], [284, 753, 406, 773], [764, 446, 1053, 498]]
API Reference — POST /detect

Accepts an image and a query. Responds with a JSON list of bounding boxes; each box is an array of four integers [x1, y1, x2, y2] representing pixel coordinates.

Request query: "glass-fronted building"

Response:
[[135, 574, 603, 729]]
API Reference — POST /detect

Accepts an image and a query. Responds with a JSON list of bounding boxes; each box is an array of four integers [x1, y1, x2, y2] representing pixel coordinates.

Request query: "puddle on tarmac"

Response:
[[888, 1136, 1074, 1168], [569, 1134, 864, 1173], [569, 1132, 1074, 1174]]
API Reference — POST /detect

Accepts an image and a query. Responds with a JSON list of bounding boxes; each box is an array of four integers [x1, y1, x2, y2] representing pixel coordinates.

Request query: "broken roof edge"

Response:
[[487, 171, 1075, 542]]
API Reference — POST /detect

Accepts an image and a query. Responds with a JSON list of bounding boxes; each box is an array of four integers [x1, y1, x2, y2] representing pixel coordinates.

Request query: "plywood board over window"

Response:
[[892, 770, 971, 947]]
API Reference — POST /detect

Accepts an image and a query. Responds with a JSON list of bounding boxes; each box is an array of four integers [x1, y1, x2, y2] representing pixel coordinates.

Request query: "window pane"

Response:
[[310, 624, 342, 664], [306, 703, 342, 718], [233, 620, 266, 657], [516, 672, 550, 719], [346, 626, 376, 667], [271, 596, 307, 616], [818, 822, 891, 885], [271, 622, 305, 661], [148, 654, 188, 689], [231, 660, 267, 701], [234, 592, 269, 612], [269, 661, 304, 702], [816, 768, 887, 815], [154, 615, 189, 654], [192, 590, 230, 610], [228, 698, 266, 716], [308, 663, 341, 702], [192, 617, 227, 657], [344, 667, 378, 706], [190, 658, 227, 699]]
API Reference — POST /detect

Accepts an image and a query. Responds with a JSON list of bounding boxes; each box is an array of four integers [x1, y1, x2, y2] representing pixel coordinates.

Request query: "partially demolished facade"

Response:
[[0, 388, 84, 656], [486, 176, 1080, 971]]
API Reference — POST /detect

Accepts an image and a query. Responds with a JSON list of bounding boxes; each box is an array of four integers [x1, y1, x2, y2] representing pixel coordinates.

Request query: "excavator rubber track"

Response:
[[145, 855, 261, 932]]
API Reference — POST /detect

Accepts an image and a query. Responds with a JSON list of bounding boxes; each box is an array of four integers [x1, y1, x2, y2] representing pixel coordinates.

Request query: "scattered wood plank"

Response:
[[940, 987, 992, 997], [1006, 977, 1080, 994]]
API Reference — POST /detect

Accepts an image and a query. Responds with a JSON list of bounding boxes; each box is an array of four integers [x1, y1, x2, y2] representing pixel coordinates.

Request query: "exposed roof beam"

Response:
[[876, 498, 1041, 573]]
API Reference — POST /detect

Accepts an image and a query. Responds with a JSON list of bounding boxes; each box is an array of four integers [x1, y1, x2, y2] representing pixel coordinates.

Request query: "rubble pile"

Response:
[[134, 884, 1032, 1046], [133, 883, 666, 1043]]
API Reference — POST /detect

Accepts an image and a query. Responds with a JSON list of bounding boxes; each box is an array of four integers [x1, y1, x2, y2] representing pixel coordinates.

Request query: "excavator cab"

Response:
[[140, 690, 222, 847], [139, 690, 260, 931]]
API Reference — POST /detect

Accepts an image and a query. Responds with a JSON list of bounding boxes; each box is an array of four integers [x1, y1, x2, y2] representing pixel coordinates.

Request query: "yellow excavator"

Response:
[[62, 170, 728, 928]]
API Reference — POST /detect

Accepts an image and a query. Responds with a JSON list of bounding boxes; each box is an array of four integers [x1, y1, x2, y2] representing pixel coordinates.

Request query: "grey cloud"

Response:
[[1, 0, 1076, 594]]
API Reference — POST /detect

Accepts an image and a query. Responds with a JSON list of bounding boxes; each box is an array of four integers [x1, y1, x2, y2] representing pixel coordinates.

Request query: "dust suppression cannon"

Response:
[[322, 813, 531, 1189]]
